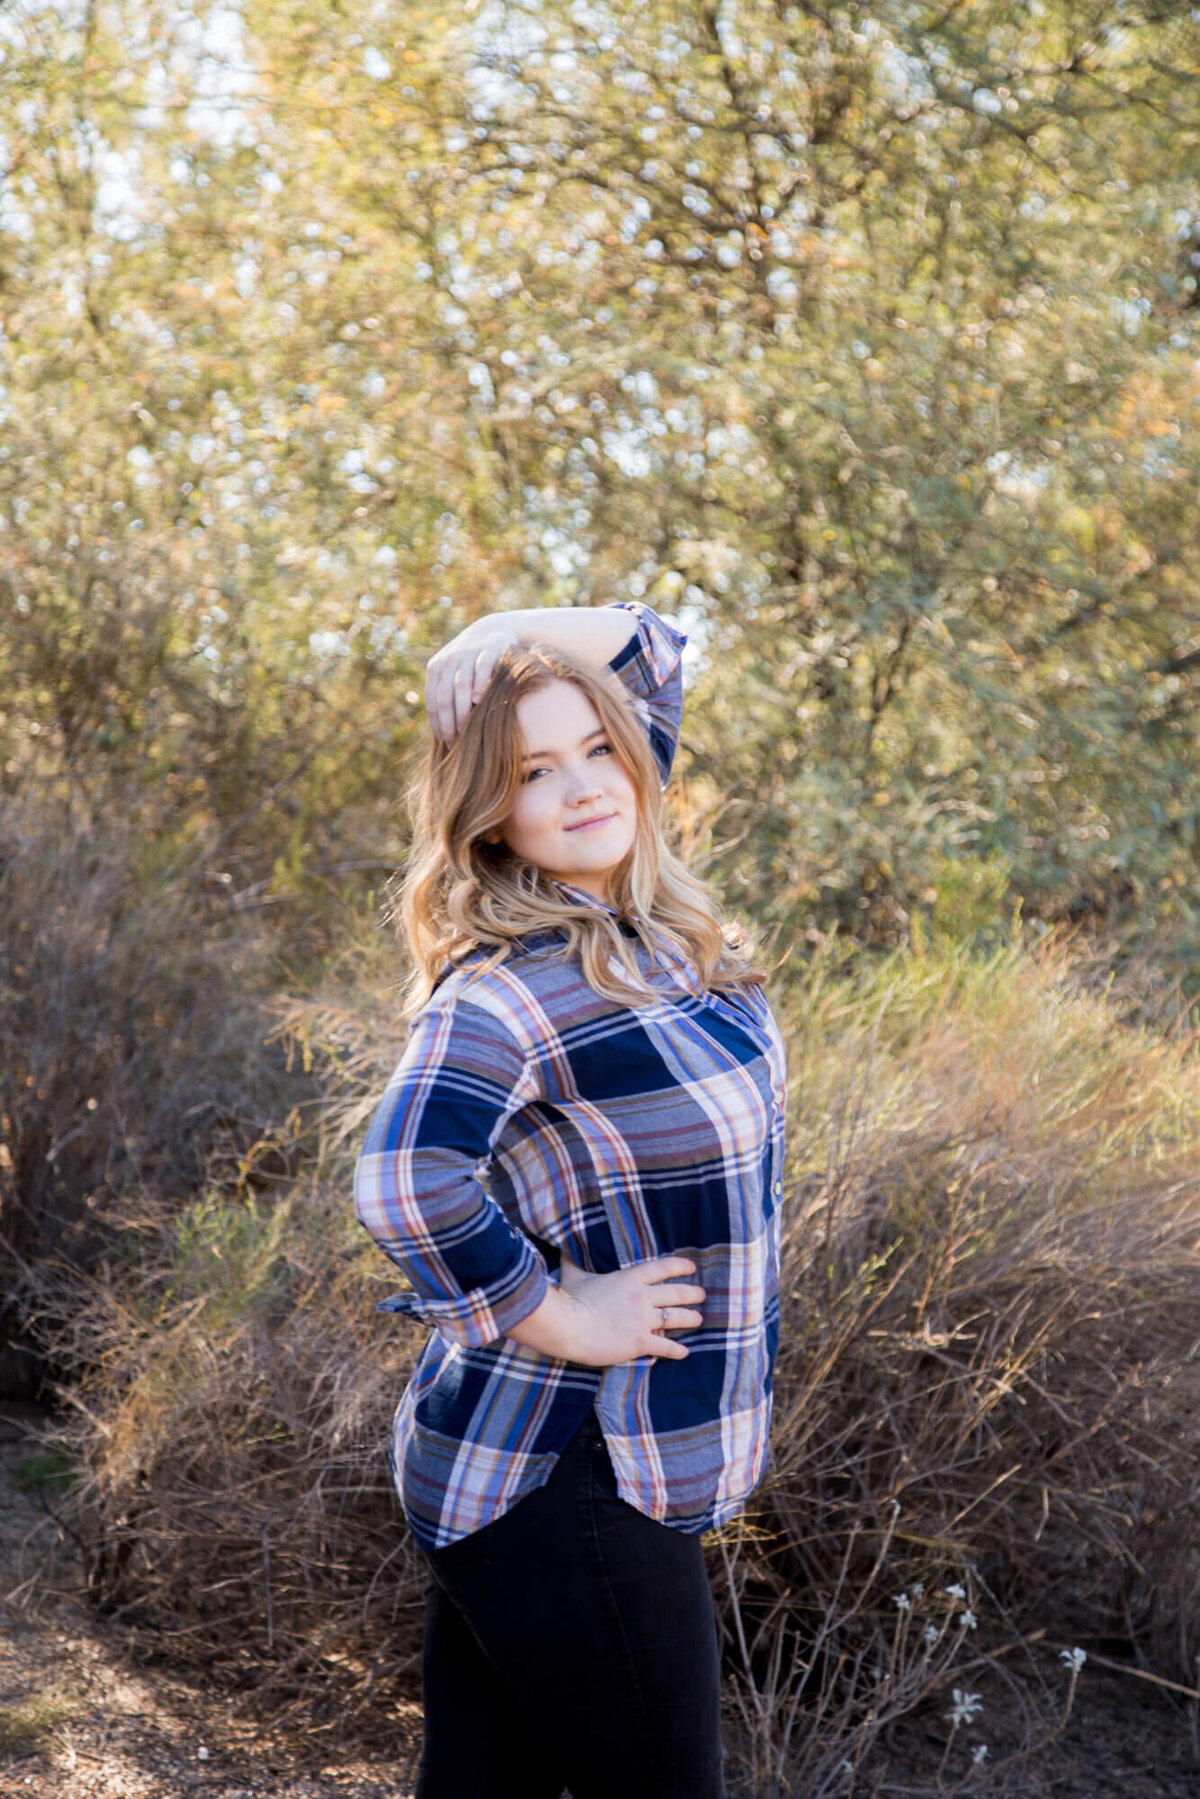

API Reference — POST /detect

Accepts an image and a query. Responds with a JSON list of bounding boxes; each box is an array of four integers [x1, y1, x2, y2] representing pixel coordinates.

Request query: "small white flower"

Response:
[[923, 1624, 939, 1648], [895, 1591, 912, 1612], [197, 1746, 210, 1761], [944, 1583, 967, 1601], [1060, 1646, 1087, 1674], [949, 1689, 983, 1726], [911, 1581, 925, 1598], [960, 1608, 978, 1630], [971, 1744, 989, 1765]]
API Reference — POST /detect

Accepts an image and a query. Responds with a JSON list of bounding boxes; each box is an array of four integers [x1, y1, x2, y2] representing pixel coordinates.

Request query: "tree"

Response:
[[2, 0, 1198, 970]]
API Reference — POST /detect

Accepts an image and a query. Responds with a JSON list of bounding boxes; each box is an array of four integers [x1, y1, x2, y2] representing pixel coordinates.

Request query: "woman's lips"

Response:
[[566, 813, 616, 832]]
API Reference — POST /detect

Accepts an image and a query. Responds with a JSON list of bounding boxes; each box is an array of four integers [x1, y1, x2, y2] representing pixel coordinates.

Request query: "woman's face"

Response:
[[492, 678, 639, 903]]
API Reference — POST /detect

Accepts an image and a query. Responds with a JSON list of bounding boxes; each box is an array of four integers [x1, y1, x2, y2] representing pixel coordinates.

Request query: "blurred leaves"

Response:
[[1, 0, 1198, 974]]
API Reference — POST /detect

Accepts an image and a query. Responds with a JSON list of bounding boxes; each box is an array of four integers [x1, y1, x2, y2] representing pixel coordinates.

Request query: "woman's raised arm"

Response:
[[424, 605, 639, 745]]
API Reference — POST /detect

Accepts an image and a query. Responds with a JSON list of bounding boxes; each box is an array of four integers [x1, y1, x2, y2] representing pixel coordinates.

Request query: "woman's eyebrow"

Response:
[[520, 726, 607, 763]]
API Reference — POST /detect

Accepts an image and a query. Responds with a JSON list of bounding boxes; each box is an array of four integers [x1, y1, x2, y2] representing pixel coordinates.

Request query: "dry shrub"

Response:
[[27, 929, 1200, 1792], [0, 807, 307, 1394], [29, 1177, 429, 1744], [24, 931, 423, 1744], [719, 933, 1200, 1794]]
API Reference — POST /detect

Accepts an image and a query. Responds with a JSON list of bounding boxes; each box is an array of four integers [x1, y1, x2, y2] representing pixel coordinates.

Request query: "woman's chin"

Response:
[[561, 823, 634, 860], [568, 848, 632, 879]]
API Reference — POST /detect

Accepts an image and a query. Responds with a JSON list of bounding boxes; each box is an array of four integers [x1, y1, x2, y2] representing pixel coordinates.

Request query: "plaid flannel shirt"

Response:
[[354, 601, 788, 1550]]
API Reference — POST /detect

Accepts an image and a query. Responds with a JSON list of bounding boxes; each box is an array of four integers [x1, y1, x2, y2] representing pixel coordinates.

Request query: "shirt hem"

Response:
[[399, 1403, 772, 1551]]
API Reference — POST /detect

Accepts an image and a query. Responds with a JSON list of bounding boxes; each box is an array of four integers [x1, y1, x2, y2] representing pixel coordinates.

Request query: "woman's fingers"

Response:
[[640, 1256, 698, 1283], [427, 654, 497, 743], [425, 652, 475, 743], [452, 662, 477, 738], [648, 1280, 706, 1308], [551, 1255, 709, 1364], [431, 659, 475, 743], [425, 621, 519, 744], [472, 649, 499, 690], [424, 659, 453, 743]]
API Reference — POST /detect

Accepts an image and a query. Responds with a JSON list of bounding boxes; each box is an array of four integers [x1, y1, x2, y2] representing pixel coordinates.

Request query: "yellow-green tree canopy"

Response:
[[3, 0, 1199, 964]]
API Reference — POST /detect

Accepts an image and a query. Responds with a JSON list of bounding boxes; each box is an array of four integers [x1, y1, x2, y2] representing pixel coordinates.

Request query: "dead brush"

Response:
[[22, 928, 1200, 1792], [15, 920, 424, 1742], [0, 807, 305, 1394], [715, 932, 1200, 1795], [25, 1176, 431, 1745]]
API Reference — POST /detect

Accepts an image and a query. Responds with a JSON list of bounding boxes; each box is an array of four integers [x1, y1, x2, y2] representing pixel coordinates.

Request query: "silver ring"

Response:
[[660, 1306, 674, 1327]]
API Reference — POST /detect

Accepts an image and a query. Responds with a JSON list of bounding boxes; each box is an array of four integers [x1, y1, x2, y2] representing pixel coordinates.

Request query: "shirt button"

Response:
[[773, 1181, 783, 1196]]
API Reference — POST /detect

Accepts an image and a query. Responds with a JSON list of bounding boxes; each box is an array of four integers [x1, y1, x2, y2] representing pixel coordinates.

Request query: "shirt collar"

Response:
[[549, 878, 621, 918]]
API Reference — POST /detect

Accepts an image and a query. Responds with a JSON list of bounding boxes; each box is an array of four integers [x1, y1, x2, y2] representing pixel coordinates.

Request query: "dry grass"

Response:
[[0, 1691, 79, 1756], [24, 1178, 428, 1744], [719, 934, 1200, 1793], [0, 808, 311, 1393], [22, 927, 1200, 1793]]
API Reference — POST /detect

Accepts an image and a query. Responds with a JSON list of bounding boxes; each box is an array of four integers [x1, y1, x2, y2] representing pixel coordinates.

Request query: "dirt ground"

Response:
[[2, 1401, 1198, 1799], [0, 1404, 422, 1799]]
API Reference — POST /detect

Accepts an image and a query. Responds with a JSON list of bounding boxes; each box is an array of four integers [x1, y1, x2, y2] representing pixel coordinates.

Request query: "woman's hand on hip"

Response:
[[510, 1252, 705, 1365], [565, 1256, 706, 1364]]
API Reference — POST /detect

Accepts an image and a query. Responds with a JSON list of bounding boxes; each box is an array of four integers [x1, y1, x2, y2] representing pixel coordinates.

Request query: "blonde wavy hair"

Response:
[[392, 637, 768, 1018]]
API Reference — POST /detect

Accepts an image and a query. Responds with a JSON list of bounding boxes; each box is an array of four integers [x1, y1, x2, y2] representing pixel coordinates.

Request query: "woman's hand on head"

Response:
[[425, 614, 524, 746]]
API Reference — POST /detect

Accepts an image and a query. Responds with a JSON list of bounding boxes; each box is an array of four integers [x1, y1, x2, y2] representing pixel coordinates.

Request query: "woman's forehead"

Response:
[[515, 678, 602, 748]]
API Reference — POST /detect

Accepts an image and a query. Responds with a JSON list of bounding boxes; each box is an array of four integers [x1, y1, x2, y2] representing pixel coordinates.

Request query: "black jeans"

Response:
[[414, 1408, 727, 1799]]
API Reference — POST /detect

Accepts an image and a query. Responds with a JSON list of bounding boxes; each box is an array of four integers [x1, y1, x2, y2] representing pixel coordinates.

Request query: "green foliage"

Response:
[[2, 1, 1198, 973], [12, 1447, 78, 1495], [166, 1191, 294, 1322], [0, 1695, 77, 1755], [909, 851, 1016, 953]]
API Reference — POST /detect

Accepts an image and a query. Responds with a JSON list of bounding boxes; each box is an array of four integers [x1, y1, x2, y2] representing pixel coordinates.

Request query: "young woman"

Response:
[[354, 600, 788, 1799]]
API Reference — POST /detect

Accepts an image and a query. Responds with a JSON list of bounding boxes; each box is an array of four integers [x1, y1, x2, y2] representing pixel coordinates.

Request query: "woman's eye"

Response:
[[522, 743, 610, 783]]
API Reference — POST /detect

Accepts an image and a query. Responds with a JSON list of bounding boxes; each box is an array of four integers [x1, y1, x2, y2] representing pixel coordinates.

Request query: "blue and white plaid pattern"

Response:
[[354, 602, 788, 1550]]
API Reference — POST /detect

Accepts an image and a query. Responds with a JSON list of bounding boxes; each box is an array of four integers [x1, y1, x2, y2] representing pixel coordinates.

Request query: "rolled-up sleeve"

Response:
[[353, 997, 549, 1347], [602, 601, 688, 787]]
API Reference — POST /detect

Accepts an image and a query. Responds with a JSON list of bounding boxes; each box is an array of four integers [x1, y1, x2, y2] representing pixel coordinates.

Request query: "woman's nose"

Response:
[[565, 764, 604, 800]]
